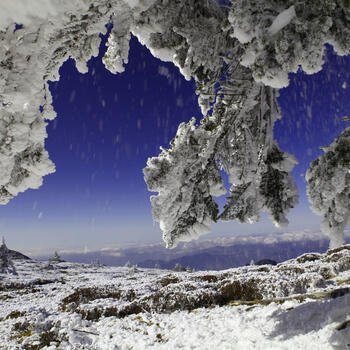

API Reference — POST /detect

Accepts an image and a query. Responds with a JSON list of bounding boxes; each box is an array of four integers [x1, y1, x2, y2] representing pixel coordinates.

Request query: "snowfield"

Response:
[[1, 246, 350, 349]]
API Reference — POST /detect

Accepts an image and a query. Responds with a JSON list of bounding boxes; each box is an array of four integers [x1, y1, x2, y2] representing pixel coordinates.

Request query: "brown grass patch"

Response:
[[158, 276, 180, 287], [275, 266, 305, 275], [218, 280, 263, 303], [326, 245, 350, 255], [195, 275, 219, 283], [6, 310, 25, 320], [60, 287, 127, 311], [296, 253, 321, 263]]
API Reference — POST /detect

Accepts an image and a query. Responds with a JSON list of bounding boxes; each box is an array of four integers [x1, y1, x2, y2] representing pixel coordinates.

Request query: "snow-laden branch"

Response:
[[0, 0, 140, 204], [1, 0, 350, 247], [229, 0, 350, 87]]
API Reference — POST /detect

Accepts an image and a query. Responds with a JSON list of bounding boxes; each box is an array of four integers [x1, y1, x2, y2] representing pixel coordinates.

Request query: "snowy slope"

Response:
[[1, 246, 350, 349]]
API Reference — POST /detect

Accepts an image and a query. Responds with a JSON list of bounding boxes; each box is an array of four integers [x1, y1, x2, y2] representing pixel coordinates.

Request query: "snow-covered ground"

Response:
[[1, 246, 350, 349]]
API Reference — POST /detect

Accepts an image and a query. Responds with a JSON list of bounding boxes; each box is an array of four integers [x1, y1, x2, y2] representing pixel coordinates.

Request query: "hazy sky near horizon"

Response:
[[2, 32, 350, 254]]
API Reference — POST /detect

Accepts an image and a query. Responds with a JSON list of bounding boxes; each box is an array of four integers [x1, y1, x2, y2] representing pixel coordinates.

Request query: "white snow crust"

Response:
[[1, 246, 350, 349]]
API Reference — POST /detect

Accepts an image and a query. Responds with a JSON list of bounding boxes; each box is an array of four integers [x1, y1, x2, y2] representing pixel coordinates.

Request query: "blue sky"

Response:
[[2, 34, 350, 254]]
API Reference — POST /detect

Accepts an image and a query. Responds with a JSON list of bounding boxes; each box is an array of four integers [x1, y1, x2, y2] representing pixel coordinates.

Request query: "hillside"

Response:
[[8, 249, 31, 261], [0, 246, 350, 349]]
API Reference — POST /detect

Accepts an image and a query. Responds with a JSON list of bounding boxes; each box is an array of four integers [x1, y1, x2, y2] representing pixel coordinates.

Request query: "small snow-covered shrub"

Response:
[[326, 245, 350, 255], [23, 330, 61, 350], [78, 302, 144, 321], [143, 290, 217, 313], [218, 280, 263, 303], [195, 275, 219, 283], [275, 265, 305, 276], [319, 266, 336, 280], [5, 310, 25, 320], [172, 263, 186, 272], [78, 307, 103, 321], [296, 253, 322, 263], [158, 275, 180, 287], [12, 320, 31, 333], [335, 257, 350, 273], [60, 287, 123, 311], [0, 282, 27, 291]]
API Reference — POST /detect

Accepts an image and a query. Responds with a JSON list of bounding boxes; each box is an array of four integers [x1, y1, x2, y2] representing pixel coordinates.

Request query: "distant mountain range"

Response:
[[137, 239, 331, 270], [33, 234, 349, 271]]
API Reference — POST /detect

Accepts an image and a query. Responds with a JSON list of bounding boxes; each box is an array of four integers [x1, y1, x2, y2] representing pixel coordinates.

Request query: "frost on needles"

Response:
[[306, 128, 350, 249], [0, 0, 350, 248]]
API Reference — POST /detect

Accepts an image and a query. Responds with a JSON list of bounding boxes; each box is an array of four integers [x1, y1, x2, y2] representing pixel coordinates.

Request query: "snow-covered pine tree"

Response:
[[1, 0, 350, 248], [91, 259, 104, 267], [172, 263, 185, 272], [49, 251, 64, 263], [306, 127, 350, 249], [124, 260, 132, 268], [0, 237, 17, 274]]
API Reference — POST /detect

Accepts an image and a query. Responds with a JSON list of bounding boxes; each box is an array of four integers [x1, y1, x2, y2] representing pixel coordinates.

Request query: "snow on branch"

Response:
[[267, 6, 296, 36], [229, 0, 350, 87], [218, 85, 298, 228], [1, 0, 350, 247], [0, 0, 134, 204], [144, 118, 226, 248], [306, 128, 350, 249]]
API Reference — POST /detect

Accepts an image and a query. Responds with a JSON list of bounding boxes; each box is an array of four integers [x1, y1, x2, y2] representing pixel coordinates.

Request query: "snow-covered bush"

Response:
[[1, 0, 350, 248]]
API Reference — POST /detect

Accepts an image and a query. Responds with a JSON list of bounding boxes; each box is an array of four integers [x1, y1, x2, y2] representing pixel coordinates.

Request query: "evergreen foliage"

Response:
[[1, 0, 350, 247], [172, 263, 186, 272], [306, 127, 350, 249], [49, 251, 64, 263]]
